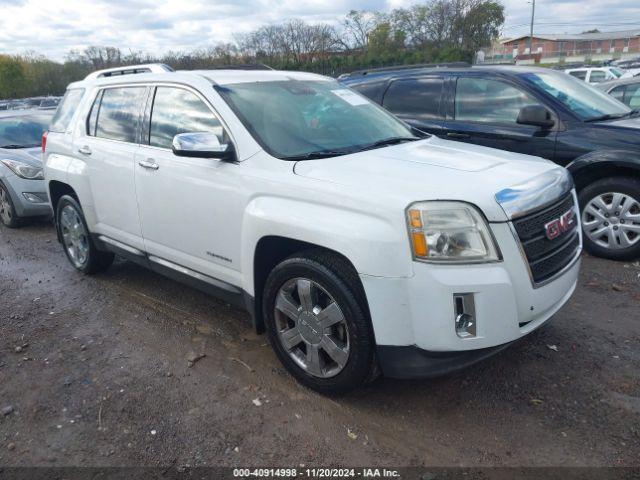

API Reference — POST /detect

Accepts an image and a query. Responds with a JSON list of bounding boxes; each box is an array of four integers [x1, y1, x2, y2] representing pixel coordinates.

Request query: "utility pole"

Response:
[[529, 0, 536, 54]]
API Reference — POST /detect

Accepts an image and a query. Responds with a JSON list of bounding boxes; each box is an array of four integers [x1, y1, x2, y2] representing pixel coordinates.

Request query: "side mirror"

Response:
[[517, 105, 555, 129], [172, 132, 236, 161]]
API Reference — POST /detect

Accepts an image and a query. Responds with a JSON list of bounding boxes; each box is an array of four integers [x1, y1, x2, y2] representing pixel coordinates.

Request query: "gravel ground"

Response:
[[0, 220, 639, 468]]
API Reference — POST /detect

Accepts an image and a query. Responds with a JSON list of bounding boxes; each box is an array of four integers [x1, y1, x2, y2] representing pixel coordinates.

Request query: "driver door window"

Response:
[[450, 76, 555, 158], [454, 77, 542, 125], [625, 84, 640, 108], [612, 84, 640, 108], [149, 87, 226, 149]]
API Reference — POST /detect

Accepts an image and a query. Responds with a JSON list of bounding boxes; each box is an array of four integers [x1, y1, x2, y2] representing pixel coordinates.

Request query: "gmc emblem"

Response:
[[544, 209, 576, 241]]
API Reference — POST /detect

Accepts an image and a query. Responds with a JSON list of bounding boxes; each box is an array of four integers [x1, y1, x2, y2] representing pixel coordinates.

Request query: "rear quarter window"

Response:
[[49, 89, 85, 133], [347, 81, 386, 104], [569, 70, 587, 80]]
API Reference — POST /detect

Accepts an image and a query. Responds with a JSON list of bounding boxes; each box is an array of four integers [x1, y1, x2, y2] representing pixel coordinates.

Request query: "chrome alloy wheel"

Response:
[[0, 186, 12, 225], [274, 278, 350, 378], [60, 204, 90, 268], [582, 192, 640, 250]]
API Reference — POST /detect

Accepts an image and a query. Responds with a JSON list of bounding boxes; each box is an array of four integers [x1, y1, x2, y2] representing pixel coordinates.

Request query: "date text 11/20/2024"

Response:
[[232, 468, 400, 477]]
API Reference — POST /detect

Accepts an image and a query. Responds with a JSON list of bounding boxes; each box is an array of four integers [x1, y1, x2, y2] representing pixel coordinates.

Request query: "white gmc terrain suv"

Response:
[[44, 64, 582, 392]]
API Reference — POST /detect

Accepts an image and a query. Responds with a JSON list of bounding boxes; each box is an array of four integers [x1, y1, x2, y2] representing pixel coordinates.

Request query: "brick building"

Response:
[[494, 30, 640, 64]]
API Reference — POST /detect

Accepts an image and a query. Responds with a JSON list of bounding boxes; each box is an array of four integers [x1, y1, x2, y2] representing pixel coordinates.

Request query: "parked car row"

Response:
[[597, 76, 640, 109], [565, 66, 626, 84], [0, 63, 636, 392], [0, 96, 61, 111]]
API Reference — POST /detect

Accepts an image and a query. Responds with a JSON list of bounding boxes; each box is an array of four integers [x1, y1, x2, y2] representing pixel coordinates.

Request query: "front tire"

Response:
[[56, 195, 114, 274], [263, 250, 376, 394], [578, 177, 640, 261], [0, 182, 20, 228]]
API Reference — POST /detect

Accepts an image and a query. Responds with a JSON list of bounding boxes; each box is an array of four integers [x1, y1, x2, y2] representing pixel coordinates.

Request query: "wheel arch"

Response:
[[250, 235, 369, 334], [48, 180, 79, 213], [48, 181, 80, 242], [567, 151, 640, 191]]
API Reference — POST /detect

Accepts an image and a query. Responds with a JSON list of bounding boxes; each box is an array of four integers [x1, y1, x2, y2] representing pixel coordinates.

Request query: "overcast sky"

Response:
[[0, 0, 638, 60]]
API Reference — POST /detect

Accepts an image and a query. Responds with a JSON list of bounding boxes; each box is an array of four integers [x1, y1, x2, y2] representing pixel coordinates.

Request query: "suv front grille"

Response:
[[512, 193, 580, 285]]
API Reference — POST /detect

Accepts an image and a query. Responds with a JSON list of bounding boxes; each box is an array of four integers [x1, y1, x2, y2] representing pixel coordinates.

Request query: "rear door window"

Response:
[[454, 77, 542, 125], [92, 87, 146, 143], [383, 78, 444, 119], [49, 89, 85, 133], [148, 87, 225, 149], [569, 70, 587, 80]]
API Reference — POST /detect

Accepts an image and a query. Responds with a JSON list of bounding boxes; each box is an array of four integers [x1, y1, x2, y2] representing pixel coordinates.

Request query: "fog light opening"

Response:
[[22, 192, 47, 204], [454, 293, 477, 338]]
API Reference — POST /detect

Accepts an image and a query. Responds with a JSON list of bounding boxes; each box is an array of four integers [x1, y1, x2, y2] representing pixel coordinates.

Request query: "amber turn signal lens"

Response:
[[409, 209, 423, 229], [411, 232, 428, 257]]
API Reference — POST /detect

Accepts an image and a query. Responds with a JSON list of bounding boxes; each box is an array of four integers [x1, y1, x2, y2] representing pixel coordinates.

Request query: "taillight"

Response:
[[42, 131, 48, 154]]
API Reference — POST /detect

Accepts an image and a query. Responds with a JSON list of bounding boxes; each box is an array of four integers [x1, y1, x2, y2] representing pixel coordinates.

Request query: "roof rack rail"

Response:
[[340, 62, 471, 78], [84, 63, 174, 80], [208, 64, 274, 71]]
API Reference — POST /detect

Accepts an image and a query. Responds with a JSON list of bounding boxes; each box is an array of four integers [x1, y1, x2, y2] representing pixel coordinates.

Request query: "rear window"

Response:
[[383, 78, 444, 119], [569, 70, 587, 80], [49, 89, 85, 133], [89, 87, 146, 143]]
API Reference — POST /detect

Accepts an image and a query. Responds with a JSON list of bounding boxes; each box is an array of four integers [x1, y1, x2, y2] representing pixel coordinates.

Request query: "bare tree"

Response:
[[341, 10, 378, 51]]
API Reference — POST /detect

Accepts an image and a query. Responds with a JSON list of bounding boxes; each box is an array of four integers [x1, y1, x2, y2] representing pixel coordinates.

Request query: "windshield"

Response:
[[610, 68, 623, 78], [0, 115, 51, 148], [521, 71, 631, 120], [215, 80, 416, 159]]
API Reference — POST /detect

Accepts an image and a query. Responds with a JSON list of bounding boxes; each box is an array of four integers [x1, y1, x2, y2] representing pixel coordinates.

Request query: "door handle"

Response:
[[77, 145, 92, 155], [138, 159, 159, 170], [446, 132, 471, 139]]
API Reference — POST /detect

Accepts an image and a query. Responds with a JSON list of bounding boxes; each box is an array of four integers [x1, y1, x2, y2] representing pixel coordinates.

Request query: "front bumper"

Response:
[[0, 173, 51, 218], [376, 342, 516, 379], [360, 221, 580, 377]]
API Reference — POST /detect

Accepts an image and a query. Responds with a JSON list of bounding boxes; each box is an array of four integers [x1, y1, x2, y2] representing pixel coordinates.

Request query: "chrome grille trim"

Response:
[[495, 168, 574, 220]]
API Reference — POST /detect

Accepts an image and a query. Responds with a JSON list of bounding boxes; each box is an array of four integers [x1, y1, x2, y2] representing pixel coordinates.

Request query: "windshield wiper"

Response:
[[280, 136, 420, 161], [281, 149, 354, 161], [585, 112, 632, 122], [355, 136, 420, 152]]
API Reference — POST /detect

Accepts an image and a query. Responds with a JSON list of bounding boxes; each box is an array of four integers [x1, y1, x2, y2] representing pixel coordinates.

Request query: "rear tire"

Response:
[[263, 250, 376, 394], [578, 177, 640, 261], [0, 182, 21, 228], [56, 195, 114, 274]]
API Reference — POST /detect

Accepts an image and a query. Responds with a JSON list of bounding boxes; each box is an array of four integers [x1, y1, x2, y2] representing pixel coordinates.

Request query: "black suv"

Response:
[[341, 65, 640, 260]]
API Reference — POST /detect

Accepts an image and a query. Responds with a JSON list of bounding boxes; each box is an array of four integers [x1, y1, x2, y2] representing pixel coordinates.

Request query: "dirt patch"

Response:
[[1, 222, 639, 467]]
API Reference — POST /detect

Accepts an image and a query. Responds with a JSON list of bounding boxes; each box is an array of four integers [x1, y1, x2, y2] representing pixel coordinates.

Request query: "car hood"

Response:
[[293, 136, 569, 222], [0, 147, 42, 167]]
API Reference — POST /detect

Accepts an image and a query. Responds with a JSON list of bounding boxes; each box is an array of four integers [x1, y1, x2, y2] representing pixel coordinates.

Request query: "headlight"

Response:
[[407, 201, 501, 263], [1, 159, 44, 180]]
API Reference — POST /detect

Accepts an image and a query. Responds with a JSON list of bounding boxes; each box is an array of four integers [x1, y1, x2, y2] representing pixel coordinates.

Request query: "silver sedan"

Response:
[[0, 110, 53, 227]]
